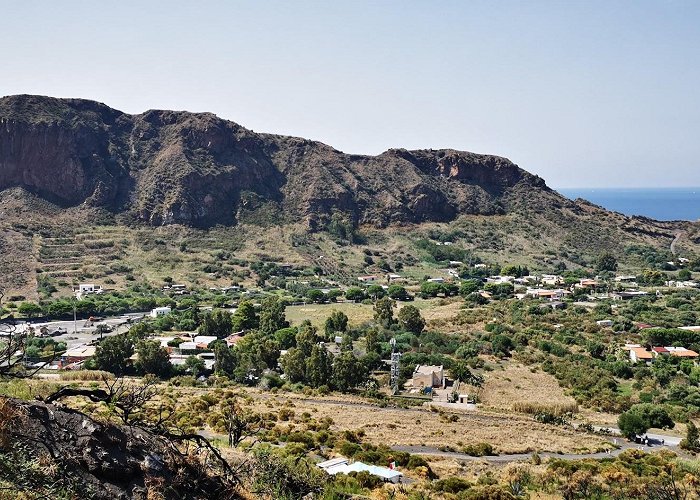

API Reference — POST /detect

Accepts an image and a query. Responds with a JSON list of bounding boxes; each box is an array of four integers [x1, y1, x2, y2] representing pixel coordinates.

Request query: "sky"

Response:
[[1, 1, 699, 188]]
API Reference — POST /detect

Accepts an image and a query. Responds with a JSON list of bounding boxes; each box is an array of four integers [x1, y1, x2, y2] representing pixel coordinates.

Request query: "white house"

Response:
[[150, 307, 172, 318], [318, 457, 403, 484], [596, 320, 613, 328], [525, 288, 567, 300], [75, 283, 103, 299], [541, 275, 564, 286], [611, 291, 648, 301]]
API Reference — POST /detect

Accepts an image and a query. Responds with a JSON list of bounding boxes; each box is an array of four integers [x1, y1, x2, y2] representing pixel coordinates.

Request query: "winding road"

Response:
[[671, 231, 683, 256]]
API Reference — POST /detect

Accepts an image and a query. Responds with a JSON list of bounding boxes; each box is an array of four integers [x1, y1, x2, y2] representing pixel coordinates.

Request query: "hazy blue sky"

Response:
[[2, 1, 699, 188]]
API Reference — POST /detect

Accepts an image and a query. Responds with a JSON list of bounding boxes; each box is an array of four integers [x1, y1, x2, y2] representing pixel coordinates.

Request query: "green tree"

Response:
[[332, 351, 366, 392], [306, 344, 333, 388], [259, 296, 288, 336], [387, 285, 410, 301], [596, 253, 618, 272], [491, 334, 514, 357], [345, 287, 365, 302], [639, 269, 666, 286], [295, 321, 319, 357], [94, 334, 134, 375], [324, 310, 349, 338], [18, 302, 42, 318], [306, 289, 326, 304], [198, 309, 233, 338], [365, 328, 379, 353], [135, 340, 171, 378], [618, 411, 648, 439], [450, 361, 484, 387], [366, 285, 386, 300], [397, 305, 425, 334], [681, 420, 700, 452], [327, 211, 355, 241], [618, 403, 674, 439], [184, 355, 205, 378], [232, 300, 259, 331], [213, 340, 238, 376], [280, 348, 306, 383], [373, 297, 395, 328], [459, 279, 481, 297], [420, 281, 442, 298], [465, 292, 488, 305], [274, 327, 298, 349], [484, 282, 514, 299], [340, 334, 353, 352], [500, 265, 520, 277], [442, 283, 459, 296]]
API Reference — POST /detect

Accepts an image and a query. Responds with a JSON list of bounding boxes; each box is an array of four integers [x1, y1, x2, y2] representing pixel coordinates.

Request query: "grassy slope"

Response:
[[0, 187, 698, 300]]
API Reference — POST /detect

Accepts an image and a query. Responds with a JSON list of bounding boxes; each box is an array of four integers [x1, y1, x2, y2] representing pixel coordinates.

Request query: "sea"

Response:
[[557, 188, 700, 222]]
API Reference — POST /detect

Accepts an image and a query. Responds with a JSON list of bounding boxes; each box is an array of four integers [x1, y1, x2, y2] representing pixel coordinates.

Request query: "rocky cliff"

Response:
[[0, 95, 554, 228]]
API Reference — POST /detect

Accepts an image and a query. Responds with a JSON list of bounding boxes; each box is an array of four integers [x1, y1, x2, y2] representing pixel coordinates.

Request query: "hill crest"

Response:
[[0, 94, 551, 228]]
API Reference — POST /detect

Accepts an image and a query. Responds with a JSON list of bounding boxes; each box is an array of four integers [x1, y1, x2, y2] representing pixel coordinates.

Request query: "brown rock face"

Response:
[[0, 94, 553, 228]]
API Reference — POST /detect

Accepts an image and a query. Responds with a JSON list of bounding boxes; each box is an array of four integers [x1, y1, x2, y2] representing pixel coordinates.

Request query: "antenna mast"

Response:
[[390, 338, 401, 395]]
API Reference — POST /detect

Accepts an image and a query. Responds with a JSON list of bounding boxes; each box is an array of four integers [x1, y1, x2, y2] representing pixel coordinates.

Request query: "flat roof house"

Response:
[[150, 307, 172, 318], [612, 291, 648, 301], [412, 365, 445, 389]]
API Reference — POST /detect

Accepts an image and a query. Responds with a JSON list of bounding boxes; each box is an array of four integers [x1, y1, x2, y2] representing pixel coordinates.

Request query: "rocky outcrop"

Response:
[[0, 94, 555, 228], [3, 397, 238, 499]]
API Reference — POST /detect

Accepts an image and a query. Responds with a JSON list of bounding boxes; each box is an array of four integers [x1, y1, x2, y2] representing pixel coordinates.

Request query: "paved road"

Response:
[[671, 231, 683, 256], [393, 435, 678, 463], [590, 424, 681, 447]]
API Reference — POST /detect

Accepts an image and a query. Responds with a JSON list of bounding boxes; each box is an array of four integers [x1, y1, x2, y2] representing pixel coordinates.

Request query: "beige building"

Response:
[[412, 365, 445, 389]]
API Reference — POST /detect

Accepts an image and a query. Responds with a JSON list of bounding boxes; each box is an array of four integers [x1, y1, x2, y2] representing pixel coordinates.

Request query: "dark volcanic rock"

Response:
[[6, 398, 238, 499], [0, 94, 553, 228]]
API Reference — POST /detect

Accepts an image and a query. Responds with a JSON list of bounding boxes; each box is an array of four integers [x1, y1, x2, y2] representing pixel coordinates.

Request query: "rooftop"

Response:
[[414, 364, 443, 375]]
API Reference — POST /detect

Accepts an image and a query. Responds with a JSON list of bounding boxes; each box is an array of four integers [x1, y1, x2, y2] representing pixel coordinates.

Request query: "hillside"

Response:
[[0, 94, 572, 228], [0, 95, 699, 299]]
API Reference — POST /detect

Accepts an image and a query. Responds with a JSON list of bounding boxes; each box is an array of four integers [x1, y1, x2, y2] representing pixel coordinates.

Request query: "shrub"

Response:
[[433, 476, 472, 493], [462, 442, 495, 456]]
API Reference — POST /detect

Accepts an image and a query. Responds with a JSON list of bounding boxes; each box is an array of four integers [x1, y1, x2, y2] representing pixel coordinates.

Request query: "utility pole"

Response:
[[73, 298, 77, 335]]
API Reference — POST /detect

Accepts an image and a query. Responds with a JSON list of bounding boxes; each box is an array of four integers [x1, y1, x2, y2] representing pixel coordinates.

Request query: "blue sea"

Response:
[[557, 188, 700, 221]]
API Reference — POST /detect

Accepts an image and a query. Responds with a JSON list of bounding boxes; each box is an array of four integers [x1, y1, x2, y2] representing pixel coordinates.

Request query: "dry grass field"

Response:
[[285, 302, 375, 329], [286, 298, 471, 332], [479, 363, 578, 415], [241, 390, 608, 455]]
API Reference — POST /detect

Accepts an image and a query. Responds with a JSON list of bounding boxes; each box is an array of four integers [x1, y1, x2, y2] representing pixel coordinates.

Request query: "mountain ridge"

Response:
[[0, 94, 554, 229]]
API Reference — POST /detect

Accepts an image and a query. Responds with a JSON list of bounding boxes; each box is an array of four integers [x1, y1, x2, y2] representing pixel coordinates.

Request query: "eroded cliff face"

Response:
[[0, 94, 555, 228]]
